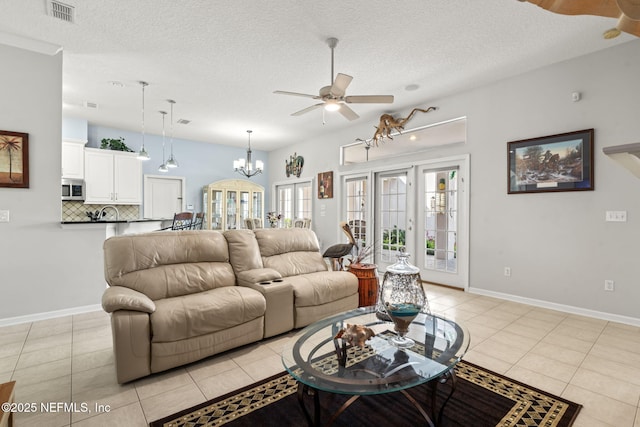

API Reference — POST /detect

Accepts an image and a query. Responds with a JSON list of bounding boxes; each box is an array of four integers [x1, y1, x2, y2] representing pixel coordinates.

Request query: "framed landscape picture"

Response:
[[0, 130, 29, 188], [508, 129, 593, 194]]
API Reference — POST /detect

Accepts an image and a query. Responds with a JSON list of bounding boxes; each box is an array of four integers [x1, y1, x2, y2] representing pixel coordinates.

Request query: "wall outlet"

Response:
[[604, 280, 614, 291], [504, 267, 511, 277], [0, 210, 9, 223]]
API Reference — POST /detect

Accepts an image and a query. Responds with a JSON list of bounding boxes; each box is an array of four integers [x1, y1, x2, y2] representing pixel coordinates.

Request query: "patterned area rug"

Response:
[[150, 357, 581, 427]]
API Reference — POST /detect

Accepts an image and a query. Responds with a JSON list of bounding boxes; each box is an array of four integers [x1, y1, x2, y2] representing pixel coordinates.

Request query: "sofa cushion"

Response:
[[254, 229, 328, 277], [151, 286, 266, 342], [286, 271, 358, 307], [104, 230, 235, 300], [224, 230, 263, 274]]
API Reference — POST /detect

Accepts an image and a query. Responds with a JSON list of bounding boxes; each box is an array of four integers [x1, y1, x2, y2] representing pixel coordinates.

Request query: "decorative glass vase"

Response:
[[378, 247, 429, 348]]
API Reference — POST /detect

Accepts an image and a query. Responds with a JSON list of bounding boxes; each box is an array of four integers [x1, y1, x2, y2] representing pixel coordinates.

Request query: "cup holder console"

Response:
[[259, 279, 284, 285]]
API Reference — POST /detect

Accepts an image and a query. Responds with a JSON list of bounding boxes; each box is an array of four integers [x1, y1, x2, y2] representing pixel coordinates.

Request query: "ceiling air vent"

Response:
[[177, 119, 191, 125], [83, 101, 98, 109], [48, 1, 75, 23]]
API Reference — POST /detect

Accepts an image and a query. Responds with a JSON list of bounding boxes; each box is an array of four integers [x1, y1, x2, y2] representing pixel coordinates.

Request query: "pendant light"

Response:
[[166, 99, 178, 168], [158, 110, 168, 172], [136, 81, 150, 160], [234, 130, 263, 178]]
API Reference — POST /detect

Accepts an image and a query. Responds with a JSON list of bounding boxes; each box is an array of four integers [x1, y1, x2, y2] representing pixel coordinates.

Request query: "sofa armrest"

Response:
[[102, 286, 156, 314], [240, 276, 293, 338], [110, 310, 152, 383], [236, 268, 282, 287]]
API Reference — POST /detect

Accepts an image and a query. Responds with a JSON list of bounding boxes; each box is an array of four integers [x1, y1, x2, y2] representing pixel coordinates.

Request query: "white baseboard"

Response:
[[468, 287, 640, 328], [0, 304, 103, 327]]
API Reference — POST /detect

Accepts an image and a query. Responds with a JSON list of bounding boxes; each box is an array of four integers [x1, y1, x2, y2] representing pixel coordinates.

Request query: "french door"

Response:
[[275, 181, 312, 227], [371, 157, 468, 289], [416, 159, 468, 289], [374, 169, 412, 271]]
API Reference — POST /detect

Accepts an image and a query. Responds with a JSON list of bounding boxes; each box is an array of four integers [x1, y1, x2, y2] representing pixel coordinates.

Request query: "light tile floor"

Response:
[[1, 284, 639, 426]]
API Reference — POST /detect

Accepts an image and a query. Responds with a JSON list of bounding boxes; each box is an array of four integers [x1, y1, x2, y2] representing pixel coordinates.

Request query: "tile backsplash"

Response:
[[62, 201, 140, 221]]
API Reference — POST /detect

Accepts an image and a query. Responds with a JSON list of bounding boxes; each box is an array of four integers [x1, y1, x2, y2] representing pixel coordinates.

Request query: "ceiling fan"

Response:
[[519, 0, 640, 39], [273, 37, 394, 121]]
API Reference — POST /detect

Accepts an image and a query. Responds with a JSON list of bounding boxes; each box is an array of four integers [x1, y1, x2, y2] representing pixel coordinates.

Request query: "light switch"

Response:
[[0, 210, 9, 223]]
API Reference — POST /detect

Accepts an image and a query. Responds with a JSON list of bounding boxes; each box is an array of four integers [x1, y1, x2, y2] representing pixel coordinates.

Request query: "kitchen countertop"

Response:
[[60, 219, 169, 224]]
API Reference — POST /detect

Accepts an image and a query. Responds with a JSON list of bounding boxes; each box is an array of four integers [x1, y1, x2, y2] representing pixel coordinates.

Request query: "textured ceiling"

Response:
[[0, 0, 635, 150]]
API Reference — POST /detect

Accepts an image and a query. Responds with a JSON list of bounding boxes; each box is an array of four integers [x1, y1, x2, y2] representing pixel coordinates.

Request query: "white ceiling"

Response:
[[0, 0, 635, 151]]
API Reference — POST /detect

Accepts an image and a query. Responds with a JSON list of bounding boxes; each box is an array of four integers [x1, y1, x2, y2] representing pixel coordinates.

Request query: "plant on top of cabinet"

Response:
[[100, 137, 133, 152]]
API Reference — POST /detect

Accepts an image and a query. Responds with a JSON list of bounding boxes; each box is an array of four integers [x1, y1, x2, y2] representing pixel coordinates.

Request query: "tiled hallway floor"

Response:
[[1, 285, 639, 426]]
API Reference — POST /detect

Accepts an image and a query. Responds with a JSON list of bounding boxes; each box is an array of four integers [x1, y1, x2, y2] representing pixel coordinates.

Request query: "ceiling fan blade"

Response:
[[338, 104, 359, 121], [330, 73, 353, 97], [291, 103, 324, 116], [523, 0, 620, 18], [273, 90, 319, 99], [618, 14, 640, 37], [618, 0, 640, 20], [345, 95, 394, 104]]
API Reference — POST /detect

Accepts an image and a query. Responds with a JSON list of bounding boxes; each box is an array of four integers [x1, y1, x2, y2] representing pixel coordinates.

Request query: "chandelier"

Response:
[[234, 130, 263, 178], [136, 81, 150, 161]]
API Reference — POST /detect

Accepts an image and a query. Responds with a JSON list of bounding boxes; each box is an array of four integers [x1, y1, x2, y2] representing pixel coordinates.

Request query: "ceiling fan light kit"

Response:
[[274, 37, 394, 121]]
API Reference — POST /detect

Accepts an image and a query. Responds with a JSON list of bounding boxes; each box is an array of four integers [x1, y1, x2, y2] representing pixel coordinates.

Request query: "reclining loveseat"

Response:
[[102, 228, 358, 383]]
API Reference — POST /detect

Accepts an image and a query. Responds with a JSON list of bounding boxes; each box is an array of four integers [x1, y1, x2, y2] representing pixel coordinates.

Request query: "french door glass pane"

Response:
[[379, 175, 407, 263], [296, 183, 312, 220], [422, 169, 457, 273], [345, 178, 367, 247]]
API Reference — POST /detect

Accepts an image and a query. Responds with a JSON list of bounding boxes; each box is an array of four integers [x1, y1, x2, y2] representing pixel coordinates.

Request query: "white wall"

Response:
[[0, 43, 105, 322], [268, 40, 640, 323]]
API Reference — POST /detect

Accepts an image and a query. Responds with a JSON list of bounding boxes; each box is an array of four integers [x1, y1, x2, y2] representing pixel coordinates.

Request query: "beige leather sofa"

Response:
[[102, 228, 358, 383]]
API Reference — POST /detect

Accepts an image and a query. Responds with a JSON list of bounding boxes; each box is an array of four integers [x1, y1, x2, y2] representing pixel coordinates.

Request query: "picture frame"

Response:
[[508, 128, 593, 194], [318, 171, 333, 199], [0, 130, 29, 188]]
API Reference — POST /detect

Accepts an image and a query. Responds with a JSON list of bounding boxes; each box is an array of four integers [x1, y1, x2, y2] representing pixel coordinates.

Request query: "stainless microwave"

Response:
[[62, 179, 85, 201]]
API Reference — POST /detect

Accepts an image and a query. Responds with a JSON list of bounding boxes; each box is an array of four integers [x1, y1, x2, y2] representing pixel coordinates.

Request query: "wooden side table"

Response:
[[0, 381, 16, 427], [348, 263, 379, 307]]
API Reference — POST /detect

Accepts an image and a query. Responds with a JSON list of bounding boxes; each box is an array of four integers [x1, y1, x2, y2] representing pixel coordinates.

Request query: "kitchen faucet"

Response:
[[98, 205, 120, 221]]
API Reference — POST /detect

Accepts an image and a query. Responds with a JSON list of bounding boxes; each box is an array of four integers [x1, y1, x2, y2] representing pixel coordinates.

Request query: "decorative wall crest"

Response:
[[285, 152, 304, 178]]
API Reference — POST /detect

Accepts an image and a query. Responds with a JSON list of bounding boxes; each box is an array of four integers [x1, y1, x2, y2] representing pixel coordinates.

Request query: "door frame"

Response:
[[143, 174, 186, 219]]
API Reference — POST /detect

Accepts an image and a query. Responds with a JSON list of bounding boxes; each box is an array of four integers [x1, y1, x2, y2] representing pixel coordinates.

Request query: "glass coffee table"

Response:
[[282, 306, 469, 427]]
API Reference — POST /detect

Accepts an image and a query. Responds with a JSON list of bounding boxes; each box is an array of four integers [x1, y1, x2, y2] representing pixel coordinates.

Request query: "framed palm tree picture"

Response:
[[0, 130, 29, 188]]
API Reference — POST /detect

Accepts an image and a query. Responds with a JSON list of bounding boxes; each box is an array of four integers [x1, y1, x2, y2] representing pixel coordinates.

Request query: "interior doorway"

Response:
[[143, 175, 185, 219]]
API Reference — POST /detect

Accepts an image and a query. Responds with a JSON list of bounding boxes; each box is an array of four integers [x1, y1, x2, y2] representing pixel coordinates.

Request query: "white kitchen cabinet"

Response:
[[84, 148, 142, 204], [61, 139, 86, 179]]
